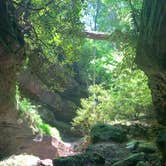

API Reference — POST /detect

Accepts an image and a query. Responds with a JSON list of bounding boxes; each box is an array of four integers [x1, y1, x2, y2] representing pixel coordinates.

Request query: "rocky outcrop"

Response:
[[136, 0, 166, 126], [18, 70, 87, 123], [0, 1, 36, 158], [136, 1, 166, 163], [90, 123, 127, 143], [0, 42, 33, 158], [19, 72, 76, 122]]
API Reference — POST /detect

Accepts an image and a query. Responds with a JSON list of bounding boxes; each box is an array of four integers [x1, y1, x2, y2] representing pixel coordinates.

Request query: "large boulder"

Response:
[[0, 154, 40, 166], [137, 142, 157, 153], [90, 123, 127, 143], [53, 153, 105, 166], [136, 161, 151, 166], [86, 142, 130, 165]]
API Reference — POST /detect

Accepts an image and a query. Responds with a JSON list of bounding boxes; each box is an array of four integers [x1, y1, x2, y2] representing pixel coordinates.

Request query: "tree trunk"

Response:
[[80, 30, 128, 41]]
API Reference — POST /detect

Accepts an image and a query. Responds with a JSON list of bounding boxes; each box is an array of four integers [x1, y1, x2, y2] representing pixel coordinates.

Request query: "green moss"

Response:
[[138, 142, 156, 153], [112, 153, 145, 166], [90, 123, 127, 143], [136, 161, 150, 166]]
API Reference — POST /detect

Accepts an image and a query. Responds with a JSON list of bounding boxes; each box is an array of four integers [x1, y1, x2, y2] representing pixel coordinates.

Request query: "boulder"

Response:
[[112, 152, 145, 166], [137, 142, 157, 153], [90, 123, 127, 143], [0, 154, 40, 166], [18, 71, 86, 123], [53, 152, 105, 166], [136, 161, 150, 166], [86, 142, 130, 165], [126, 140, 157, 153]]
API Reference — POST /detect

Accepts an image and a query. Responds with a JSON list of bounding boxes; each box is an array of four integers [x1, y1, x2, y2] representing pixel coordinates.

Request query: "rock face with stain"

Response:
[[18, 61, 87, 124], [19, 71, 78, 123], [136, 0, 166, 164], [136, 0, 166, 126], [0, 1, 34, 157]]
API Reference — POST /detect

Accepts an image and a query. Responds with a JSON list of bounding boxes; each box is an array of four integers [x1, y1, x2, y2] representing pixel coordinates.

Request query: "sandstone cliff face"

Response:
[[0, 45, 33, 158], [136, 0, 166, 126], [18, 67, 87, 124], [136, 2, 166, 163]]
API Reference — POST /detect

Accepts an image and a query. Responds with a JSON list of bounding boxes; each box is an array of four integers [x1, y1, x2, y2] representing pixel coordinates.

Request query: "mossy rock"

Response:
[[136, 161, 150, 166], [112, 152, 145, 166], [90, 123, 127, 144], [137, 142, 157, 153], [126, 140, 157, 153], [53, 153, 105, 166]]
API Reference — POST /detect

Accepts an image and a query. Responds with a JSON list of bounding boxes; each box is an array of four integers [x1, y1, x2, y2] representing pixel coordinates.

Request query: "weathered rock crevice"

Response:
[[0, 46, 33, 158]]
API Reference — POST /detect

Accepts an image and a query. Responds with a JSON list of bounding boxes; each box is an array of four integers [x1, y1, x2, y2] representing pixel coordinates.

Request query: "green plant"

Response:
[[72, 84, 113, 134], [15, 86, 60, 138], [72, 69, 152, 134]]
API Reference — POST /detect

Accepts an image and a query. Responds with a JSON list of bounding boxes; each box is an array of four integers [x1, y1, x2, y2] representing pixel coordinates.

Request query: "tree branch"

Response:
[[81, 31, 110, 40], [80, 30, 130, 42]]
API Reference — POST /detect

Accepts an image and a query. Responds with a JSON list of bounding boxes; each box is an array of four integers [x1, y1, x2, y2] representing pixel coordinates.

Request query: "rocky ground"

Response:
[[0, 123, 164, 166]]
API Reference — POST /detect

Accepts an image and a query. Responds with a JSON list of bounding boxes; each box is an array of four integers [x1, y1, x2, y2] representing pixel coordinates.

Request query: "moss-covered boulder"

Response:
[[126, 140, 157, 153], [137, 142, 157, 153], [90, 123, 127, 143], [136, 161, 150, 166], [53, 153, 105, 166], [112, 152, 145, 166]]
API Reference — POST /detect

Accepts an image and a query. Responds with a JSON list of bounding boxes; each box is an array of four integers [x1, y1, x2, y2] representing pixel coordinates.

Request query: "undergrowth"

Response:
[[15, 85, 61, 139]]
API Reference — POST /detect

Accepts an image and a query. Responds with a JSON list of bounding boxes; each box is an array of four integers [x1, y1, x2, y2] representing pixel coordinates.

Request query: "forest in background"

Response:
[[14, 0, 153, 136]]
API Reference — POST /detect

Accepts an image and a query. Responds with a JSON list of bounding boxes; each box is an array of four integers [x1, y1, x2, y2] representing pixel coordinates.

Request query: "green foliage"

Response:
[[11, 0, 152, 140], [72, 68, 152, 134], [111, 68, 152, 119], [26, 0, 83, 63], [16, 86, 60, 138], [72, 85, 113, 134], [72, 0, 152, 135]]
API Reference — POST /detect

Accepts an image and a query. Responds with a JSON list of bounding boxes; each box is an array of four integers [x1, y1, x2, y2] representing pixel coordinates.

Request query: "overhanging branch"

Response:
[[80, 30, 131, 42], [81, 31, 110, 40]]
